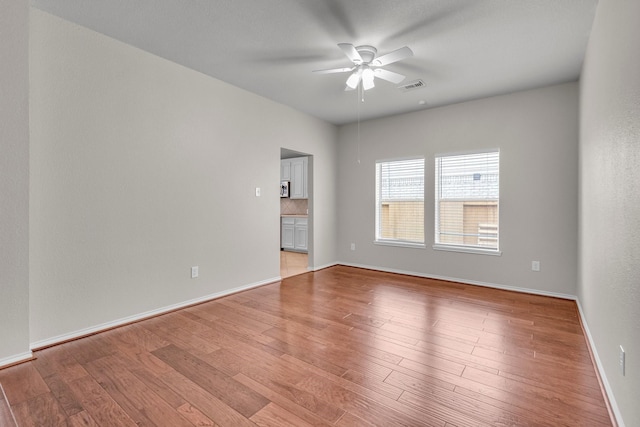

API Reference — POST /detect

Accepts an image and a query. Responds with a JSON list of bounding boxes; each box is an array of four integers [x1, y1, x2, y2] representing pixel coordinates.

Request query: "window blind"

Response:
[[435, 150, 499, 251], [375, 158, 425, 246]]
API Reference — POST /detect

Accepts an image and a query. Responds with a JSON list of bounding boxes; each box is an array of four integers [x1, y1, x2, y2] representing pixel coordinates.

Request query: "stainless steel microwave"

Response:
[[280, 181, 290, 198]]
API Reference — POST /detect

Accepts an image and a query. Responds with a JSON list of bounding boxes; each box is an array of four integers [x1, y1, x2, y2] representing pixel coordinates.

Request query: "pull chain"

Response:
[[356, 83, 362, 164]]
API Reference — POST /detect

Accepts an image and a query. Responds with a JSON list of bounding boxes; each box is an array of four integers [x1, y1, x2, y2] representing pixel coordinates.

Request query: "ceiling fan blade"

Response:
[[345, 70, 362, 89], [372, 46, 413, 66], [338, 43, 363, 64], [373, 68, 406, 84], [312, 67, 354, 74]]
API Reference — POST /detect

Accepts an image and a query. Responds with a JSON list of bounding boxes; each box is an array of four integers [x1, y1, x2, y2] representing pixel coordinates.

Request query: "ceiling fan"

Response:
[[314, 43, 413, 91]]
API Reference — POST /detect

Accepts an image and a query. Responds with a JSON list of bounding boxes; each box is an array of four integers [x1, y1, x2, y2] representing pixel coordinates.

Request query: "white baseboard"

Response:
[[576, 300, 624, 427], [29, 276, 280, 351], [311, 262, 339, 272], [0, 351, 33, 369], [338, 262, 576, 300]]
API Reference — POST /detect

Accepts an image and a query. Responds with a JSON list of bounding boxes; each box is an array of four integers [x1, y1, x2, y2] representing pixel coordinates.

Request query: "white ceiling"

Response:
[[31, 0, 598, 125]]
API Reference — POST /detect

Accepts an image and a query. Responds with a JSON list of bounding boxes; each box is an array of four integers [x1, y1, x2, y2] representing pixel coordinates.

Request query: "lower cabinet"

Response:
[[281, 218, 295, 249], [294, 218, 308, 251], [281, 217, 307, 252]]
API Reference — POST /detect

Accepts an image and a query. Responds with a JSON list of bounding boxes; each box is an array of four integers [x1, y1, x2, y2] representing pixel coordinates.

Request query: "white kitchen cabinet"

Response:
[[281, 216, 307, 253], [294, 217, 308, 251], [281, 217, 295, 250], [280, 159, 291, 181], [282, 156, 307, 199]]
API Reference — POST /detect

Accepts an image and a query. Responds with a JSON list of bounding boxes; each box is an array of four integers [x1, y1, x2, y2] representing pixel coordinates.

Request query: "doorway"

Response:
[[280, 148, 312, 278]]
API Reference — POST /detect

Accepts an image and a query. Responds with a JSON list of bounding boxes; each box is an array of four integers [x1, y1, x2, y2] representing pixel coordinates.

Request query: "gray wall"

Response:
[[0, 0, 31, 365], [579, 0, 640, 425], [337, 83, 579, 296], [28, 9, 337, 346]]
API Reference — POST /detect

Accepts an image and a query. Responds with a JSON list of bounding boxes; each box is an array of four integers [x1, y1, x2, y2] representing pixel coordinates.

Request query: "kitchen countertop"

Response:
[[280, 214, 308, 218]]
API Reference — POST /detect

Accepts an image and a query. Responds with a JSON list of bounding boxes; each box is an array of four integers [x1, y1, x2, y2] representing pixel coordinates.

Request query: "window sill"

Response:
[[432, 244, 502, 256], [375, 240, 425, 249]]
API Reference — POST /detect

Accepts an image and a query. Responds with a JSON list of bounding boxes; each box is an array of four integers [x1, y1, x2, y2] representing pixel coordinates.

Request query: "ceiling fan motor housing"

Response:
[[355, 45, 377, 64]]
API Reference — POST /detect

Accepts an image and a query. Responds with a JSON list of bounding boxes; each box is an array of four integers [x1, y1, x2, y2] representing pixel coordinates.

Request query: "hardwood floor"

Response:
[[0, 383, 17, 426], [280, 251, 308, 278], [0, 266, 612, 426]]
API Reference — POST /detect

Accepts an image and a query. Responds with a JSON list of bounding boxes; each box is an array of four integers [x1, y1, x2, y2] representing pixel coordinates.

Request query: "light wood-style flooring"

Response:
[[0, 266, 612, 426], [280, 250, 308, 278]]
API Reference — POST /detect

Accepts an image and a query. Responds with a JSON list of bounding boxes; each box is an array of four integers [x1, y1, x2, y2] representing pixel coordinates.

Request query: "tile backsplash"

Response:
[[281, 198, 308, 215]]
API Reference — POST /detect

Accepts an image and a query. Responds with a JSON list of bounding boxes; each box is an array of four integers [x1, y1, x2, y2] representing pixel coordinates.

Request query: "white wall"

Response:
[[0, 0, 31, 365], [337, 83, 579, 296], [579, 0, 640, 425], [28, 9, 337, 347]]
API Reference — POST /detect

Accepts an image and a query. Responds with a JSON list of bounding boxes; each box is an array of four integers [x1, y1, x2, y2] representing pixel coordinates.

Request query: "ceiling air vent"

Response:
[[398, 79, 425, 91]]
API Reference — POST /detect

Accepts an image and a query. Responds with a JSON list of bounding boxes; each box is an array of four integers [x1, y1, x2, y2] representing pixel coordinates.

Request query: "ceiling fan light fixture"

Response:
[[362, 68, 375, 91], [346, 69, 362, 89]]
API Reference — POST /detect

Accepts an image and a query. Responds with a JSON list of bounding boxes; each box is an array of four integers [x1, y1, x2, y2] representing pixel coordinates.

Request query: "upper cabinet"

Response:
[[280, 160, 291, 181], [290, 157, 307, 199], [281, 157, 308, 199]]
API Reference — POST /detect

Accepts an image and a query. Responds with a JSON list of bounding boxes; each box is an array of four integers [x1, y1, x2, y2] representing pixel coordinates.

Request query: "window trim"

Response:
[[434, 149, 500, 255], [432, 243, 502, 256], [376, 240, 426, 249], [375, 156, 426, 248]]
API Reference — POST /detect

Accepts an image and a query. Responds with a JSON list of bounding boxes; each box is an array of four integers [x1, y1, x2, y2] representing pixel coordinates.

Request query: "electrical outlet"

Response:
[[191, 266, 199, 279], [532, 261, 540, 271], [619, 345, 625, 375], [350, 243, 356, 251]]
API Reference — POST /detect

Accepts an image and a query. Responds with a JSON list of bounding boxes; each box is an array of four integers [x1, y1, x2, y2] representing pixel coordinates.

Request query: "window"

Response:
[[434, 150, 500, 254], [375, 157, 425, 247]]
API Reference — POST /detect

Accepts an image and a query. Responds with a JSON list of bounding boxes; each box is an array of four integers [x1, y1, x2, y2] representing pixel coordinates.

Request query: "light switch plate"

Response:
[[255, 187, 261, 197], [191, 266, 199, 279]]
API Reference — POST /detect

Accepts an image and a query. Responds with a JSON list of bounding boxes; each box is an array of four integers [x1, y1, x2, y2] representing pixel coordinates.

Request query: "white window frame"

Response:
[[375, 156, 425, 249], [433, 149, 501, 256]]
